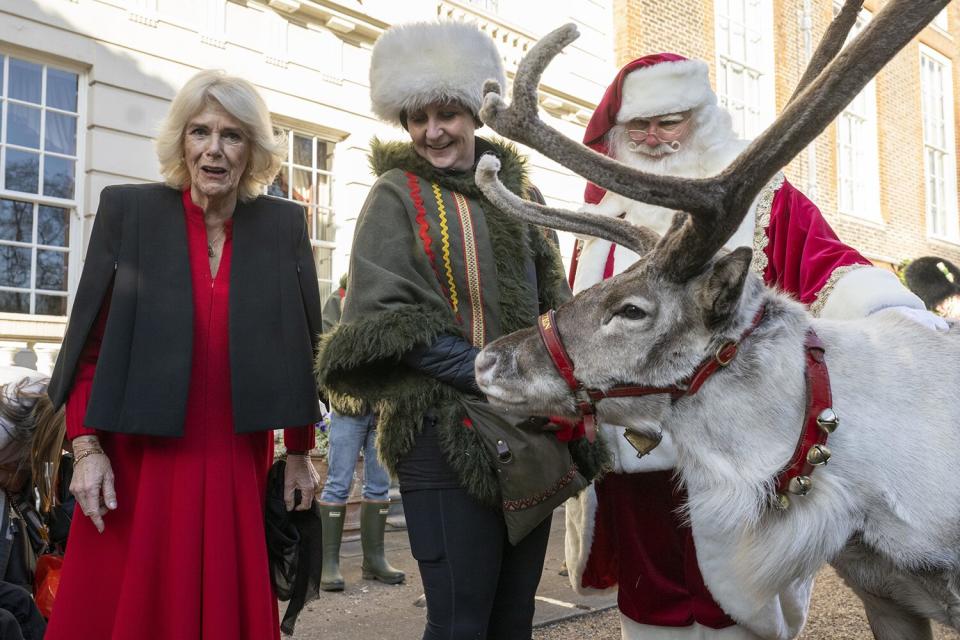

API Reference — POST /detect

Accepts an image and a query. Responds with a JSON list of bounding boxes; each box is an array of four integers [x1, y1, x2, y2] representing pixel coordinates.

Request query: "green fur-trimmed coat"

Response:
[[316, 137, 607, 506]]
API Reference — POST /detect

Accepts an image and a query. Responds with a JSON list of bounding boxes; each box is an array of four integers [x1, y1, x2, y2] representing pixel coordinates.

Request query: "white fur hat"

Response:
[[617, 55, 715, 121], [369, 21, 506, 127]]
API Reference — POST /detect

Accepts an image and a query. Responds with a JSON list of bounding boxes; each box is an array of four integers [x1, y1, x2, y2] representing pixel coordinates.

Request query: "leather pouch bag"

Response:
[[459, 397, 587, 545]]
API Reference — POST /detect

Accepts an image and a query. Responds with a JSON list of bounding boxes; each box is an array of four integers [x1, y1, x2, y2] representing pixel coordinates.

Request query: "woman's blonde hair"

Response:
[[156, 69, 286, 202]]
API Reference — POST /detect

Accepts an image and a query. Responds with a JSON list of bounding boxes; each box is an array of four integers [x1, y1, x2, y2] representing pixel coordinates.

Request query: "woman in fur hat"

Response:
[[316, 21, 603, 640]]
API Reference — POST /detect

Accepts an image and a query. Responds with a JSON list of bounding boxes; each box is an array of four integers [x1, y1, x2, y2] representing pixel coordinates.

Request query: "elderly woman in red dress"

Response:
[[45, 70, 323, 640]]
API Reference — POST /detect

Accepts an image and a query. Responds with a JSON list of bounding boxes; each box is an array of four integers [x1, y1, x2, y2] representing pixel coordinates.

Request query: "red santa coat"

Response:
[[565, 174, 926, 640]]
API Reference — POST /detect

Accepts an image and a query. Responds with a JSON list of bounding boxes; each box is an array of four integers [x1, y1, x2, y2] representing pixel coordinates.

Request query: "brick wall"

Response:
[[613, 0, 960, 274]]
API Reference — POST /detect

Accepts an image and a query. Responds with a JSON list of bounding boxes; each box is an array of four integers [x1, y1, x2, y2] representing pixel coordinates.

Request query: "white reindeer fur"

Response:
[[633, 284, 960, 638], [482, 264, 958, 638]]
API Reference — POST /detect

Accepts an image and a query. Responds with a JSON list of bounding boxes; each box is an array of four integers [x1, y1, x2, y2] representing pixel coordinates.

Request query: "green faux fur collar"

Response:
[[369, 136, 529, 201]]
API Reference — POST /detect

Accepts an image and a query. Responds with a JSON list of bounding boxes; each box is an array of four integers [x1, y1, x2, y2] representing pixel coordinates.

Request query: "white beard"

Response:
[[608, 127, 706, 177]]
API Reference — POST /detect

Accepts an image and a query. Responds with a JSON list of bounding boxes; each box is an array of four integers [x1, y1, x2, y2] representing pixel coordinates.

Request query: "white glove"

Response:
[[883, 306, 949, 332]]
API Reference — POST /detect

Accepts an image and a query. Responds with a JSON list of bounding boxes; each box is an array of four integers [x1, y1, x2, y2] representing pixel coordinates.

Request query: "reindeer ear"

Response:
[[698, 246, 753, 330]]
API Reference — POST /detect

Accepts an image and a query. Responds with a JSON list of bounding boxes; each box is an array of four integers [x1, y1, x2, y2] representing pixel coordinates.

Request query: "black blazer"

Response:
[[48, 183, 323, 436]]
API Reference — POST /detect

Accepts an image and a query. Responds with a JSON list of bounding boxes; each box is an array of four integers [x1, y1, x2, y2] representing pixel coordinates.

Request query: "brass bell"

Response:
[[773, 493, 790, 510], [623, 429, 662, 458], [816, 408, 839, 433], [806, 444, 832, 466], [788, 475, 813, 496]]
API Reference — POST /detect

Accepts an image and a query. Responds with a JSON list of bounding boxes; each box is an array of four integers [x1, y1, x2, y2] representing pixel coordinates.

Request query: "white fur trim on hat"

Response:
[[618, 59, 715, 121], [369, 22, 506, 127]]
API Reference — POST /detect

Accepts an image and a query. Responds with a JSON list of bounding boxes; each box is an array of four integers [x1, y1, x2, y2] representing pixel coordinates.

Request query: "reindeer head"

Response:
[[473, 0, 948, 429], [475, 234, 758, 432]]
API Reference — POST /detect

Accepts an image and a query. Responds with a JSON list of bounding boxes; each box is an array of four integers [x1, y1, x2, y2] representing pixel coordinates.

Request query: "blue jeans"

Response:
[[320, 412, 391, 503]]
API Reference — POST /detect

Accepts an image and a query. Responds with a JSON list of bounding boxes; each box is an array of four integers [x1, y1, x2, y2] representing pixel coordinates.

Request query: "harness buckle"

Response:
[[715, 340, 737, 366]]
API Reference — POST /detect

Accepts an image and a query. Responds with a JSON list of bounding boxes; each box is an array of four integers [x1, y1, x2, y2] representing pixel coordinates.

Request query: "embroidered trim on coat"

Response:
[[407, 172, 453, 307], [809, 264, 868, 317], [501, 465, 580, 511], [431, 182, 460, 315], [452, 191, 486, 348], [750, 172, 786, 276]]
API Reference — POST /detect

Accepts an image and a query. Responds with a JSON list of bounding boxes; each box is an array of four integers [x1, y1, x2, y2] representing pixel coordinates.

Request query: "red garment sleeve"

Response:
[[762, 179, 871, 305], [283, 425, 316, 452], [65, 296, 111, 440]]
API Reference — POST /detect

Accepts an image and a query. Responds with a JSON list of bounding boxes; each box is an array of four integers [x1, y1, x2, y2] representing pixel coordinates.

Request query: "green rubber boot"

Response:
[[319, 504, 346, 591], [360, 501, 406, 585]]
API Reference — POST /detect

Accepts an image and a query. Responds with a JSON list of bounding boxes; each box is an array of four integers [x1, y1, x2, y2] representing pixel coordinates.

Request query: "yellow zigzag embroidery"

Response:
[[452, 192, 485, 347], [432, 183, 459, 313]]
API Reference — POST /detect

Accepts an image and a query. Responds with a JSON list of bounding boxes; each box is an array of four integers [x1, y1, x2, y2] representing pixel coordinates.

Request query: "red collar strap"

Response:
[[771, 329, 836, 510], [536, 306, 767, 443]]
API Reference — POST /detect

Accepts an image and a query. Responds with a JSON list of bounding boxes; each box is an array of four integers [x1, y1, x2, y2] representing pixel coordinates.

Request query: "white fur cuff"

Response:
[[816, 266, 924, 320]]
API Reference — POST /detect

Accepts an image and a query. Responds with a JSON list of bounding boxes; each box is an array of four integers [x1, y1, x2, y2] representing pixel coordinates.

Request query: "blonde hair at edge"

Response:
[[156, 69, 286, 202]]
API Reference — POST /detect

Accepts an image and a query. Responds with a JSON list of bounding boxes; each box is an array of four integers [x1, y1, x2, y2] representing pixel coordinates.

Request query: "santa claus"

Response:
[[565, 53, 946, 640]]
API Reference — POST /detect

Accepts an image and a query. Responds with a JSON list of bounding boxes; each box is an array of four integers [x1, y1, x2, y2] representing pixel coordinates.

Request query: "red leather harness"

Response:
[[535, 305, 836, 509]]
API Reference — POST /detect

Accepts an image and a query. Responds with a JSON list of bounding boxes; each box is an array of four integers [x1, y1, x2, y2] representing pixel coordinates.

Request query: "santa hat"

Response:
[[904, 256, 960, 310], [369, 22, 506, 127], [582, 54, 715, 203]]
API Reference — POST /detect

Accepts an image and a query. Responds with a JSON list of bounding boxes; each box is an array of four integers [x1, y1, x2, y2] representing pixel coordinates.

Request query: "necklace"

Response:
[[207, 226, 226, 258]]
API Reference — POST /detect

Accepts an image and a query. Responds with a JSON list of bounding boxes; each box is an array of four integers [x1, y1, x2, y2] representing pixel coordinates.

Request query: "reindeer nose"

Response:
[[474, 349, 497, 383]]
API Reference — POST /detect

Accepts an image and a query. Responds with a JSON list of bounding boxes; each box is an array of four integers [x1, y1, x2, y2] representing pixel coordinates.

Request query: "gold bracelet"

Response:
[[74, 448, 105, 464]]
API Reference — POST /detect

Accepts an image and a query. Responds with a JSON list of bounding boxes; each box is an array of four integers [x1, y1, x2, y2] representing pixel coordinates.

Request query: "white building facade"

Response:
[[0, 0, 613, 371]]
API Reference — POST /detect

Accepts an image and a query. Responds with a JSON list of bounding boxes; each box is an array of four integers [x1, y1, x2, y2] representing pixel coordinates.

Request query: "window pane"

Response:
[[9, 58, 42, 104], [38, 206, 69, 247], [5, 149, 40, 194], [36, 249, 68, 291], [314, 245, 333, 300], [292, 168, 313, 204], [46, 68, 78, 112], [43, 156, 75, 199], [0, 290, 29, 313], [0, 245, 32, 287], [44, 112, 77, 155], [292, 134, 312, 167], [35, 294, 67, 316], [316, 141, 330, 171], [7, 103, 41, 149], [0, 55, 4, 97], [268, 168, 290, 199], [0, 199, 34, 243]]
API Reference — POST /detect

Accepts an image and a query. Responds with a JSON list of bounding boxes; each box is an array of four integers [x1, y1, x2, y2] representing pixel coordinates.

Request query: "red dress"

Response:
[[46, 191, 315, 640]]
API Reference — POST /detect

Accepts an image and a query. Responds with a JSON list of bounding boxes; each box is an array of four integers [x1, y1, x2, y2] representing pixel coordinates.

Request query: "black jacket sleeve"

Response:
[[401, 334, 480, 395], [48, 186, 123, 408], [295, 208, 323, 349]]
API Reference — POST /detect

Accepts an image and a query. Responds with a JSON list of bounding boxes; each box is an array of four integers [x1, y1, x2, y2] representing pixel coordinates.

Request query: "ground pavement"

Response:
[[284, 508, 615, 640], [285, 507, 960, 640]]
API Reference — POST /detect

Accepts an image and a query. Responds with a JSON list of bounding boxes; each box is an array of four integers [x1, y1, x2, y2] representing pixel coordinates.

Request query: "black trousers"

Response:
[[0, 581, 46, 640], [398, 420, 551, 640]]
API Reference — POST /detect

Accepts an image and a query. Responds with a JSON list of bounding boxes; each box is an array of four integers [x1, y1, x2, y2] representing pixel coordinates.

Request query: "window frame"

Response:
[[919, 45, 960, 242], [269, 124, 337, 301], [0, 49, 86, 317], [714, 0, 776, 140], [833, 3, 882, 222]]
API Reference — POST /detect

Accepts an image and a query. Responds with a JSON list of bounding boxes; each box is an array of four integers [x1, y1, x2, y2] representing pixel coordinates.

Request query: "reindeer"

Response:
[[471, 2, 960, 639]]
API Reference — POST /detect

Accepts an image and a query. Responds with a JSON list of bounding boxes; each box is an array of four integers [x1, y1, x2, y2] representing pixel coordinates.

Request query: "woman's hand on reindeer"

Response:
[[884, 306, 949, 332], [70, 435, 116, 533], [284, 453, 321, 511]]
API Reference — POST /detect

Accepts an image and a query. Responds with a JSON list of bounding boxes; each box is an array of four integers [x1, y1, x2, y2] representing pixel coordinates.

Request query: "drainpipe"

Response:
[[799, 0, 819, 202]]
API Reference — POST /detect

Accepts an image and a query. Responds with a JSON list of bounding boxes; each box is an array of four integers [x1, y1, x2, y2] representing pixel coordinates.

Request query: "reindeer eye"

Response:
[[617, 304, 647, 320]]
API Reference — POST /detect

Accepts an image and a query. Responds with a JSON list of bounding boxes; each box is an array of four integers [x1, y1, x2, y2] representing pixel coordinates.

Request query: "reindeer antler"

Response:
[[479, 26, 726, 221], [481, 0, 949, 281], [475, 155, 659, 256], [788, 0, 864, 105]]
